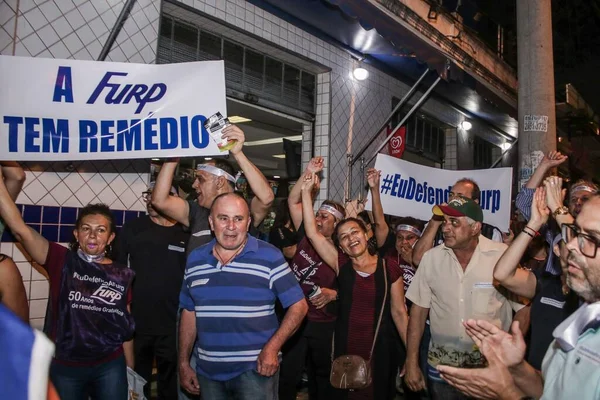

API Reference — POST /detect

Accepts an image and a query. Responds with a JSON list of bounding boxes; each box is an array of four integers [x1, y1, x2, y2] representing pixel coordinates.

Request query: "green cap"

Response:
[[432, 195, 483, 223]]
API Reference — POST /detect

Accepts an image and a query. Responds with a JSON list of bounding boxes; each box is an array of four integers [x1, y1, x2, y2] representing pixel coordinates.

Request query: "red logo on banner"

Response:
[[387, 126, 406, 159]]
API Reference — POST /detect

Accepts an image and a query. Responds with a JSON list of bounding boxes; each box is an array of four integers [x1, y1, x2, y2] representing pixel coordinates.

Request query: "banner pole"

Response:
[[350, 68, 429, 167], [365, 75, 442, 166]]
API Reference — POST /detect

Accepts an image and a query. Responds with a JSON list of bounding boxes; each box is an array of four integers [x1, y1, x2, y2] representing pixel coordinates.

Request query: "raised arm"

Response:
[[223, 125, 274, 226], [493, 188, 548, 299], [301, 173, 340, 274], [516, 151, 567, 221], [412, 217, 442, 267], [151, 159, 190, 227], [367, 169, 390, 248], [288, 157, 323, 230], [0, 162, 26, 201], [0, 169, 49, 265]]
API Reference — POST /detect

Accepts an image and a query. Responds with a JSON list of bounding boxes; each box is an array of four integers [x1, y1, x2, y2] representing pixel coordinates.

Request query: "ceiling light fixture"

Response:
[[500, 143, 512, 151], [272, 154, 286, 159], [228, 116, 252, 123], [352, 66, 369, 81], [460, 121, 472, 131], [273, 175, 280, 179], [244, 135, 303, 147]]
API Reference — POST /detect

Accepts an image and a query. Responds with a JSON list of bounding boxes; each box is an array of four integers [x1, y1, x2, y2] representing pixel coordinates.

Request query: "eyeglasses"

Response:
[[562, 223, 600, 258]]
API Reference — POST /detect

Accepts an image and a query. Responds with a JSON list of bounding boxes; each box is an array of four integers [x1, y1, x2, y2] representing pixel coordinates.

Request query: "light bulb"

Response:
[[352, 67, 369, 81], [460, 121, 472, 131]]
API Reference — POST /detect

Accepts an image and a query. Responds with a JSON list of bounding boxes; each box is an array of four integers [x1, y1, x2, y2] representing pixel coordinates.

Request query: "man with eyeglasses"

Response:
[[435, 191, 600, 399], [114, 182, 190, 400]]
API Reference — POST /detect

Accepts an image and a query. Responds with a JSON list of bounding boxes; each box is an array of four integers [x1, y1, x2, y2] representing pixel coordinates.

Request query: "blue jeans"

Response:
[[197, 369, 279, 400], [50, 354, 128, 400]]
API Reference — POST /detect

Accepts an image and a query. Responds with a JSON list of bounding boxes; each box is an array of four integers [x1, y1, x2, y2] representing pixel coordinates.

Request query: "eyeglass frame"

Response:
[[561, 222, 600, 258]]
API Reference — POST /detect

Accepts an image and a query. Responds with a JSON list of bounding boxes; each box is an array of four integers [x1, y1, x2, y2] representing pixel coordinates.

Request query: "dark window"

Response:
[[390, 97, 446, 162], [473, 136, 493, 169], [157, 15, 316, 114]]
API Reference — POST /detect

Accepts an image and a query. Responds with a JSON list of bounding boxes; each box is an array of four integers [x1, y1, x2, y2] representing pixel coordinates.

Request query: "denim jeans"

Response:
[[50, 354, 128, 400], [197, 369, 279, 400]]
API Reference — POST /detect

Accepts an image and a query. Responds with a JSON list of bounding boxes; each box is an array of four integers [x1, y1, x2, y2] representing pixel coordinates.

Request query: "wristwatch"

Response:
[[553, 206, 569, 217]]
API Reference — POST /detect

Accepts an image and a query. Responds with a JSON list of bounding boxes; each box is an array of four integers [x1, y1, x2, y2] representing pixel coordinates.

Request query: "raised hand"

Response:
[[366, 168, 381, 188], [529, 186, 550, 228], [540, 151, 568, 169], [306, 156, 324, 174], [543, 175, 566, 214], [221, 124, 245, 155], [301, 173, 318, 194]]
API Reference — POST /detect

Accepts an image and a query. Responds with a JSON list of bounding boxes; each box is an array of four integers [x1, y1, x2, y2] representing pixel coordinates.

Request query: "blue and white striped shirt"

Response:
[[179, 234, 304, 381]]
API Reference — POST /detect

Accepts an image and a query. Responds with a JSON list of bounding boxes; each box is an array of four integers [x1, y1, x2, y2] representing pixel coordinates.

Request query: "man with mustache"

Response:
[[437, 194, 600, 399]]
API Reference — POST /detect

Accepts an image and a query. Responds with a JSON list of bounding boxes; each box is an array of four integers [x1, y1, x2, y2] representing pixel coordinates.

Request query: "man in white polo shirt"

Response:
[[404, 196, 523, 400], [437, 194, 600, 400]]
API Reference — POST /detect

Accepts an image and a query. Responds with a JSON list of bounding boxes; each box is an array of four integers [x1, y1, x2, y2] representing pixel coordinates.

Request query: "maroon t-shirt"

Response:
[[289, 236, 347, 322], [346, 261, 402, 400], [44, 243, 134, 365]]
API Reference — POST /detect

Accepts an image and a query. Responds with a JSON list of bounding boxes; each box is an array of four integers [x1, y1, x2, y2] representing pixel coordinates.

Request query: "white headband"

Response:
[[571, 185, 598, 195], [196, 164, 236, 183], [319, 205, 344, 220], [396, 224, 422, 237]]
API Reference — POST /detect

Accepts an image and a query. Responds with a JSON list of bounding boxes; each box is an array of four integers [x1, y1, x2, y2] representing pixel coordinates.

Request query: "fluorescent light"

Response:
[[151, 158, 160, 161], [228, 116, 252, 123], [460, 121, 472, 131], [353, 67, 369, 81], [272, 154, 286, 159], [273, 175, 280, 179], [204, 157, 213, 160], [244, 135, 303, 147]]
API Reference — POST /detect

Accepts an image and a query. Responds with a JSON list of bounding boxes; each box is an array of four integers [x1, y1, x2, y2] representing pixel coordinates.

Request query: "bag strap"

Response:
[[330, 258, 388, 363], [298, 263, 319, 285], [368, 258, 387, 361]]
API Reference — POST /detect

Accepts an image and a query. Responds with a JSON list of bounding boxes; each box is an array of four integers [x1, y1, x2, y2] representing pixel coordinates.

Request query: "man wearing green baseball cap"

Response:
[[404, 195, 524, 399]]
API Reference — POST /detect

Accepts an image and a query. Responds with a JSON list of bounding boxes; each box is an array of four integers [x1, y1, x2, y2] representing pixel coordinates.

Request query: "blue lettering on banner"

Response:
[[53, 66, 74, 103], [4, 116, 70, 153], [380, 173, 501, 213], [86, 71, 167, 114], [2, 115, 208, 154]]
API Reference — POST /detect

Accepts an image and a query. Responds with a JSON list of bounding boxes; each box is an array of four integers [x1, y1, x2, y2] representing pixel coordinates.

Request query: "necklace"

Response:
[[214, 238, 247, 266], [77, 248, 105, 263]]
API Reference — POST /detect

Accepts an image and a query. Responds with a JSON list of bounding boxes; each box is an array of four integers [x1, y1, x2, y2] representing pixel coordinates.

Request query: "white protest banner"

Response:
[[365, 154, 513, 231], [0, 56, 227, 161]]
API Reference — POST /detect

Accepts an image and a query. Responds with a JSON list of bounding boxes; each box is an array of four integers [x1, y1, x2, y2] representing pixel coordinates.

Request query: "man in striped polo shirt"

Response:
[[179, 192, 308, 399]]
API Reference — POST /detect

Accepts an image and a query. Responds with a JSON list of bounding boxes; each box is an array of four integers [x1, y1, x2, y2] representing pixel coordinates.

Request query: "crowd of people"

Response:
[[1, 127, 600, 400]]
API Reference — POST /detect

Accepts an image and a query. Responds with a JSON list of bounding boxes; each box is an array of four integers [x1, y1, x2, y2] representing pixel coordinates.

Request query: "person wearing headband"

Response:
[[151, 124, 274, 255], [0, 168, 135, 400], [299, 172, 409, 400], [567, 179, 598, 216], [279, 157, 347, 400]]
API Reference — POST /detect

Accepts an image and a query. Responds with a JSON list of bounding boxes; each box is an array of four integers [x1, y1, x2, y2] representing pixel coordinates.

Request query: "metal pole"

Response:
[[350, 68, 430, 166], [365, 75, 443, 166], [98, 0, 137, 61], [358, 157, 366, 202], [345, 153, 353, 202]]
